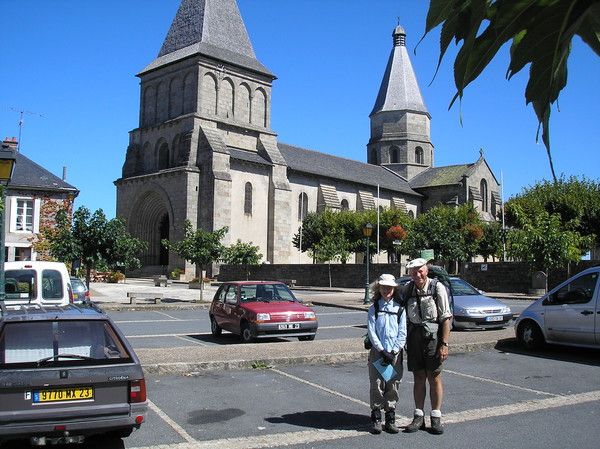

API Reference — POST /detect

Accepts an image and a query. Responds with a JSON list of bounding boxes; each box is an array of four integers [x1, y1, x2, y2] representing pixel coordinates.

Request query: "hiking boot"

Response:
[[384, 410, 399, 434], [430, 416, 444, 435], [404, 414, 425, 433], [370, 409, 382, 434]]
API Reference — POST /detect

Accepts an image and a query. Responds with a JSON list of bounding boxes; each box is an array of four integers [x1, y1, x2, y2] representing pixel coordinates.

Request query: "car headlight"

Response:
[[304, 311, 316, 319], [256, 313, 271, 321], [464, 308, 480, 315], [501, 307, 511, 314]]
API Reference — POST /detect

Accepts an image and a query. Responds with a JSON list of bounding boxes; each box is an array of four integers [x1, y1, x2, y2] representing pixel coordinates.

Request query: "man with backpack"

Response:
[[401, 258, 452, 435]]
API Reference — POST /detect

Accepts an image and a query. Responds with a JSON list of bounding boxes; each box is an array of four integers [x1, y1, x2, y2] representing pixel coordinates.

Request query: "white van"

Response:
[[3, 262, 73, 306], [515, 266, 599, 350]]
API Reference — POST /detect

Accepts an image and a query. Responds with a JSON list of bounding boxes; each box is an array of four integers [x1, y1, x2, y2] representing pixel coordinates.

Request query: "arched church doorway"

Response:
[[159, 214, 169, 266]]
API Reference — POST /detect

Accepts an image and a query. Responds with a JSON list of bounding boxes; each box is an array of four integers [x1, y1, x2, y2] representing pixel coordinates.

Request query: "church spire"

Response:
[[140, 0, 272, 77], [370, 25, 428, 116]]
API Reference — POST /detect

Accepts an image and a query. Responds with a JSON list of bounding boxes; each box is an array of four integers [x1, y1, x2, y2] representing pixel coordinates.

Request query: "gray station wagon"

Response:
[[0, 303, 147, 446]]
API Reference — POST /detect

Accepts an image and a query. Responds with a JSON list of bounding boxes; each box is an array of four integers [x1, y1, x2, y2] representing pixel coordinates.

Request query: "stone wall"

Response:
[[219, 260, 600, 292]]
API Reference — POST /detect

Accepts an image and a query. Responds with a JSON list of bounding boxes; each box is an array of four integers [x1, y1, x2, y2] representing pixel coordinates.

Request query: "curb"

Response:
[[140, 339, 511, 375]]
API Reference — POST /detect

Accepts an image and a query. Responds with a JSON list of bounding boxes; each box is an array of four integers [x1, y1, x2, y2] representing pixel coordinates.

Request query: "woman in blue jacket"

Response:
[[367, 273, 407, 434]]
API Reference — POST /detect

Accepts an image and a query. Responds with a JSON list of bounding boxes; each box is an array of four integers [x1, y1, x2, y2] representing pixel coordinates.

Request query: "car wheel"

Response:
[[518, 321, 544, 350], [241, 323, 254, 343], [210, 315, 222, 336], [298, 335, 315, 341]]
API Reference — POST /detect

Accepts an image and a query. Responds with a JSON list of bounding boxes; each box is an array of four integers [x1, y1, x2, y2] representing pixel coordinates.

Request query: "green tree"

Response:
[[309, 234, 351, 287], [507, 205, 591, 272], [403, 204, 483, 272], [478, 221, 505, 262], [505, 175, 600, 251], [48, 207, 146, 287], [423, 0, 600, 180], [221, 240, 263, 265], [162, 220, 228, 274]]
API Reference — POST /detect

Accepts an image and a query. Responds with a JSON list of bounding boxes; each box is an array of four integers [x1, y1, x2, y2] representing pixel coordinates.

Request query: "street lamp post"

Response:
[[0, 145, 17, 302], [362, 223, 373, 305]]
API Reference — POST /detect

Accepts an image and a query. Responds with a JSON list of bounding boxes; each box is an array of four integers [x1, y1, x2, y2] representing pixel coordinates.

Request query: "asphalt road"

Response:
[[4, 341, 599, 449]]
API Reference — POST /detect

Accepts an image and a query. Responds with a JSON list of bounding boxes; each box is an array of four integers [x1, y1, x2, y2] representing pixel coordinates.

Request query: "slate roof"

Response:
[[228, 147, 272, 166], [278, 143, 420, 197], [371, 26, 428, 116], [140, 0, 272, 77], [9, 152, 79, 194], [409, 164, 472, 189]]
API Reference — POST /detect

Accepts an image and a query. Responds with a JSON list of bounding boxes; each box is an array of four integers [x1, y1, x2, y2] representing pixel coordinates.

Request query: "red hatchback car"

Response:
[[209, 281, 318, 342]]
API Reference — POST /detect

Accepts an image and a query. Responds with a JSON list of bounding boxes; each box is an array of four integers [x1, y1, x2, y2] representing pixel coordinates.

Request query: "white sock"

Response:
[[431, 409, 442, 418], [414, 408, 424, 417]]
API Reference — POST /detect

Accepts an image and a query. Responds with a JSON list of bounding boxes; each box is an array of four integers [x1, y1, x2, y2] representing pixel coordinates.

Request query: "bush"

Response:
[[170, 267, 184, 280], [106, 271, 125, 283]]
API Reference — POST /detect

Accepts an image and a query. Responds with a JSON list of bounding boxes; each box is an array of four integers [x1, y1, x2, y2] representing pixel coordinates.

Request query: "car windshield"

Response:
[[0, 320, 131, 367], [449, 278, 480, 296], [240, 284, 297, 302]]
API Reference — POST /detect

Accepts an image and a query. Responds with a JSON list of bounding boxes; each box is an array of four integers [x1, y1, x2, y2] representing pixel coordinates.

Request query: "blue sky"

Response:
[[1, 0, 599, 218]]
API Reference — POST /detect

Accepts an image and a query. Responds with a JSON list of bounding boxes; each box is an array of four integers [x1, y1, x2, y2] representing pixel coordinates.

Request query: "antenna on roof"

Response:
[[9, 107, 44, 152]]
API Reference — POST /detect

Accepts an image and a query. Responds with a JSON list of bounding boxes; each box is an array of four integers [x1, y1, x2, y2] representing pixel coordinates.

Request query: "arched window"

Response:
[[341, 199, 349, 211], [298, 192, 308, 221], [415, 146, 424, 164], [244, 182, 252, 215], [158, 143, 169, 170], [480, 179, 489, 212], [390, 146, 400, 163], [408, 210, 415, 219]]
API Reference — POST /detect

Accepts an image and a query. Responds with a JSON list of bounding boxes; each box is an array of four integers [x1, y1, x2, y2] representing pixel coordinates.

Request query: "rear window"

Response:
[[4, 269, 36, 300], [42, 269, 64, 299], [71, 278, 86, 293], [0, 320, 132, 367]]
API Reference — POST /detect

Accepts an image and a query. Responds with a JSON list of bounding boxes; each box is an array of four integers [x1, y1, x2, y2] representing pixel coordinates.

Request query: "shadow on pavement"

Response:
[[265, 410, 370, 431], [495, 338, 600, 367]]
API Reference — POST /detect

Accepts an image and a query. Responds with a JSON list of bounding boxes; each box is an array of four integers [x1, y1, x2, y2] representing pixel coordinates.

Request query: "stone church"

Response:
[[115, 0, 501, 277]]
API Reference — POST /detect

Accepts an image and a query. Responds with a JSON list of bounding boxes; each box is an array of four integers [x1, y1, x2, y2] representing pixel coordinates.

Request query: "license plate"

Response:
[[278, 323, 300, 330], [485, 316, 503, 322], [33, 387, 94, 403]]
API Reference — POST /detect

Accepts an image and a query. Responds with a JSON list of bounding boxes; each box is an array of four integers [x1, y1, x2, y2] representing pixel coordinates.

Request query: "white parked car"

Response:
[[3, 261, 73, 306], [515, 266, 600, 350]]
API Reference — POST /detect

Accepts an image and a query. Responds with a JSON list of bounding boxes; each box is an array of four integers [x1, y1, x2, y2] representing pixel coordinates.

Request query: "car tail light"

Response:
[[85, 290, 91, 299], [129, 379, 147, 403]]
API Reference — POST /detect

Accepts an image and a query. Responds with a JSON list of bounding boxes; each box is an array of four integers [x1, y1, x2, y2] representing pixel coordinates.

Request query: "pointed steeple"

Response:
[[370, 25, 428, 116], [140, 0, 272, 77]]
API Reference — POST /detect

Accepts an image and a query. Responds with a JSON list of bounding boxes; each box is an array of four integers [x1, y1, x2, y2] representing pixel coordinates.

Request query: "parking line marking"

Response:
[[175, 335, 207, 346], [270, 368, 372, 409], [132, 390, 600, 449], [147, 398, 196, 443], [445, 369, 559, 397], [114, 319, 202, 323], [155, 311, 183, 320], [126, 333, 206, 338]]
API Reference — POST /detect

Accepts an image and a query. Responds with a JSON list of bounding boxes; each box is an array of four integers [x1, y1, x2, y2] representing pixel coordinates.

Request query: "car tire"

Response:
[[298, 335, 315, 341], [241, 323, 254, 343], [210, 316, 222, 337], [518, 321, 544, 350]]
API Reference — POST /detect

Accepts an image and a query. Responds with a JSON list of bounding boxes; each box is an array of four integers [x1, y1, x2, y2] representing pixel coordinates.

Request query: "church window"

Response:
[[480, 179, 489, 212], [201, 73, 218, 115], [220, 78, 235, 119], [341, 199, 349, 211], [156, 81, 168, 123], [390, 146, 400, 163], [158, 143, 169, 170], [183, 72, 196, 114], [238, 83, 251, 123], [298, 193, 308, 221], [415, 147, 424, 164], [244, 182, 253, 215], [408, 210, 415, 219], [169, 77, 183, 119], [252, 88, 267, 127]]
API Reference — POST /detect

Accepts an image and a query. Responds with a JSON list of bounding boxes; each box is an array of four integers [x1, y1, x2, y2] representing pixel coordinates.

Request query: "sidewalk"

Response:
[[89, 279, 521, 373]]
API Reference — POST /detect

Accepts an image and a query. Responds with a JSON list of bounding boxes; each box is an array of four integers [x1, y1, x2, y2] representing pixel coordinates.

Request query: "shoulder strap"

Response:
[[374, 297, 380, 319], [427, 278, 439, 306]]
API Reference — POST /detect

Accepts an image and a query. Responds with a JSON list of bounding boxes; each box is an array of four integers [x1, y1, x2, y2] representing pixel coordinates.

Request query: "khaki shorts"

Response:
[[406, 325, 443, 373]]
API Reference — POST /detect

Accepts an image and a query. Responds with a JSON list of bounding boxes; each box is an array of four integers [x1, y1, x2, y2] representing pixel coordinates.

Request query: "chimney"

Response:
[[2, 137, 18, 150], [62, 166, 67, 181]]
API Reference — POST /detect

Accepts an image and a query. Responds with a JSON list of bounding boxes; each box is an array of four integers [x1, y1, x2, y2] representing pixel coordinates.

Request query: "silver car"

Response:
[[449, 278, 513, 330], [0, 303, 147, 446], [516, 266, 600, 350]]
